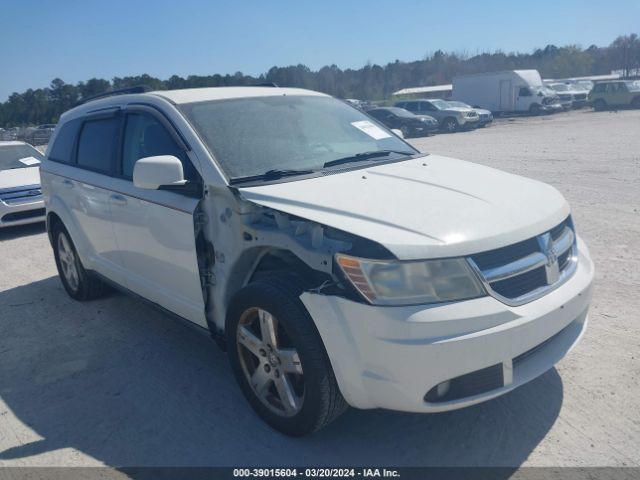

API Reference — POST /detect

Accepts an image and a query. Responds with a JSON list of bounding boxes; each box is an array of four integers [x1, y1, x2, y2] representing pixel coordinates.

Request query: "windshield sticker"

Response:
[[19, 156, 41, 166], [351, 121, 392, 140]]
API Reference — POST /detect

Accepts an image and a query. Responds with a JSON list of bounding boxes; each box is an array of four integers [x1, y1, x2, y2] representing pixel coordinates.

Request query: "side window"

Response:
[[77, 117, 119, 173], [405, 102, 418, 112], [423, 102, 436, 111], [518, 87, 532, 97], [48, 118, 81, 163], [592, 83, 604, 93], [122, 113, 195, 180]]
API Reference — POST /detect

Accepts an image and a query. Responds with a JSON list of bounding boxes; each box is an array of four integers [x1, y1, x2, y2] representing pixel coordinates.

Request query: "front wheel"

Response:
[[529, 103, 541, 115], [400, 125, 411, 138], [593, 99, 607, 111], [226, 276, 347, 436], [441, 117, 458, 133], [631, 96, 640, 109]]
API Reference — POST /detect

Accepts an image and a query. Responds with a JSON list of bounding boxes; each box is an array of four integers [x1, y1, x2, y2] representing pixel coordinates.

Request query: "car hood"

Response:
[[238, 155, 569, 260], [443, 107, 475, 114], [0, 167, 40, 190]]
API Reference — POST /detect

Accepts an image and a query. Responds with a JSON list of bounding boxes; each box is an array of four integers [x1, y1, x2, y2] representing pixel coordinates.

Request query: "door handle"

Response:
[[61, 179, 74, 188], [110, 194, 128, 206]]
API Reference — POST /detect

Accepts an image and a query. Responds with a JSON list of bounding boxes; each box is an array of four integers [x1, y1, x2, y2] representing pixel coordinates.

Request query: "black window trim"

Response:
[[47, 117, 82, 165], [73, 109, 123, 176], [118, 104, 203, 198], [124, 103, 190, 152], [117, 105, 196, 182]]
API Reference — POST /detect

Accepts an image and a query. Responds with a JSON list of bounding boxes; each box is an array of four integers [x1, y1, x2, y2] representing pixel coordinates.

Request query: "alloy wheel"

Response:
[[57, 233, 79, 292], [236, 307, 304, 417]]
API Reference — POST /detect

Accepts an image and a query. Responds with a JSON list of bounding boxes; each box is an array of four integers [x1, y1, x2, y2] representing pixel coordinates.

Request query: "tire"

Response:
[[52, 223, 108, 301], [400, 125, 411, 138], [441, 117, 458, 133], [529, 104, 541, 116], [593, 99, 607, 111], [631, 96, 640, 109], [226, 276, 347, 436]]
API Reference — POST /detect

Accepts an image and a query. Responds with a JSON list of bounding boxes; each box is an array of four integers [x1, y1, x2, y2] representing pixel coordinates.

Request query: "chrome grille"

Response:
[[468, 217, 578, 306]]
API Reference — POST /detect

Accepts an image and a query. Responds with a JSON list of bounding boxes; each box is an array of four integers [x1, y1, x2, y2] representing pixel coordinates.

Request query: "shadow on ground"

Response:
[[0, 275, 564, 467], [0, 222, 46, 241]]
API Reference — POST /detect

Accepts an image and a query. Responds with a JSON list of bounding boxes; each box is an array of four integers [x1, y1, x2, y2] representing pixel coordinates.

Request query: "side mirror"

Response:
[[391, 128, 404, 138], [133, 155, 186, 190]]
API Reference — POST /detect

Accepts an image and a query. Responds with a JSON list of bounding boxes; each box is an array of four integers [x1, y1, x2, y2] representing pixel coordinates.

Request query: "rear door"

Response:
[[500, 81, 513, 110], [108, 106, 206, 327], [44, 110, 127, 284]]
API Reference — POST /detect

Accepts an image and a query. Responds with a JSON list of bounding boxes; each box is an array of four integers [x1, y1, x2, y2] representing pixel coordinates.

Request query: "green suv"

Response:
[[588, 80, 640, 111]]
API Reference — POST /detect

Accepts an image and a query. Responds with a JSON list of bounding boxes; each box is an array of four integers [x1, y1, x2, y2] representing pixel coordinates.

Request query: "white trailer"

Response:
[[452, 70, 561, 114]]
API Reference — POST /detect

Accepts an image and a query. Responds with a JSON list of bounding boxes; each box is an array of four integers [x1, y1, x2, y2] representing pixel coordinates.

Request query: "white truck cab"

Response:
[[41, 86, 593, 435]]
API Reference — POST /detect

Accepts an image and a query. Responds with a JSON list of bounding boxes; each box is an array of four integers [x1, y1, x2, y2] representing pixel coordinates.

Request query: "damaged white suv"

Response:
[[41, 86, 594, 435]]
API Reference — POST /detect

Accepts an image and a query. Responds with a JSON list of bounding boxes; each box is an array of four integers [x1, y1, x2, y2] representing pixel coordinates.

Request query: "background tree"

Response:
[[1, 33, 638, 128]]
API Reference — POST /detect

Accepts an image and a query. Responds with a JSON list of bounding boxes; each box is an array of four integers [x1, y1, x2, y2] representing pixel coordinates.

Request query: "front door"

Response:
[[108, 109, 206, 327]]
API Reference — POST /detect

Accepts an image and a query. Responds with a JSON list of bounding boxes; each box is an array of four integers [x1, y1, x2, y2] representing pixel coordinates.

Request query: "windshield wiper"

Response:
[[323, 150, 415, 168], [229, 168, 315, 185]]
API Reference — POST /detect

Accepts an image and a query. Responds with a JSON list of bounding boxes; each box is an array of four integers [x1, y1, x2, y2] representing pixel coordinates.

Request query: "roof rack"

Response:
[[77, 85, 152, 106]]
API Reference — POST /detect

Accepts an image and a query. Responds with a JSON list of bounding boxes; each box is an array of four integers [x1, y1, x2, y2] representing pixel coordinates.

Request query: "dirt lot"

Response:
[[0, 109, 639, 468]]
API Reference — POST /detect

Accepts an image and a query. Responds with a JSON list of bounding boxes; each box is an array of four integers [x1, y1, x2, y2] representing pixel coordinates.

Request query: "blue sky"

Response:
[[2, 0, 638, 100]]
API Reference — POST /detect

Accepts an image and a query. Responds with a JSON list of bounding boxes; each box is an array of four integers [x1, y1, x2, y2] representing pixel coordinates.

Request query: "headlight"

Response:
[[335, 254, 486, 306]]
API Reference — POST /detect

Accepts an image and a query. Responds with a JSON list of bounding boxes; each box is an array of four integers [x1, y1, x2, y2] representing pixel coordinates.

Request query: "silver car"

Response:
[[447, 100, 493, 127], [395, 99, 480, 132], [0, 141, 45, 227]]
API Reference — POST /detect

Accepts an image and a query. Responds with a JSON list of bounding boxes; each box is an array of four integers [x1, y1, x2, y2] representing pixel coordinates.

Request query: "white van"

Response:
[[453, 70, 562, 115], [41, 86, 593, 435]]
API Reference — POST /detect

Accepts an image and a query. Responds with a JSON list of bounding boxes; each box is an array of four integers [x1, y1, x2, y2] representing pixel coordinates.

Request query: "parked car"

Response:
[[0, 141, 45, 227], [574, 80, 594, 92], [453, 70, 562, 115], [30, 124, 57, 146], [366, 107, 439, 137], [588, 80, 640, 111], [447, 100, 493, 127], [395, 98, 480, 132], [42, 86, 593, 436], [545, 82, 588, 109], [1, 127, 19, 141]]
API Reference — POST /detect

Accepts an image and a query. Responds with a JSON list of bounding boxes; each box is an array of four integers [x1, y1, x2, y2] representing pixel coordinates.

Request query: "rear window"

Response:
[[48, 119, 81, 163], [77, 117, 119, 173]]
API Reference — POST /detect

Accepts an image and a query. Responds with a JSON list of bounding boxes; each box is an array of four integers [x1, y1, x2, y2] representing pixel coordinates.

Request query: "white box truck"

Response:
[[452, 70, 562, 115]]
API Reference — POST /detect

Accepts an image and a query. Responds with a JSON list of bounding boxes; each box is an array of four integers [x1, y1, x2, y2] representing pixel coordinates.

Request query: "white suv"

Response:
[[41, 86, 594, 435]]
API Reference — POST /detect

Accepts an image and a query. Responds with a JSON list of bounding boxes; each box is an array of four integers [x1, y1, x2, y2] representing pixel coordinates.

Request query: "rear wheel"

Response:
[[441, 117, 458, 133], [52, 224, 108, 301], [226, 276, 347, 436], [593, 99, 607, 111]]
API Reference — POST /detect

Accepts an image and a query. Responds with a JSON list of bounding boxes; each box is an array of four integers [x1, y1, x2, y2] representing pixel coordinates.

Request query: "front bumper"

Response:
[[459, 116, 480, 128], [302, 238, 594, 412], [410, 123, 439, 136], [540, 103, 563, 113], [0, 198, 46, 228]]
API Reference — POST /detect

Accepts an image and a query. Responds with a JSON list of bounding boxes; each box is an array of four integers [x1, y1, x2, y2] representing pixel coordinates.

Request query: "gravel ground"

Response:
[[0, 109, 638, 469]]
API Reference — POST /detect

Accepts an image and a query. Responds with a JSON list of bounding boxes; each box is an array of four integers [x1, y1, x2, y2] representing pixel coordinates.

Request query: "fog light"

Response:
[[436, 381, 450, 398]]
